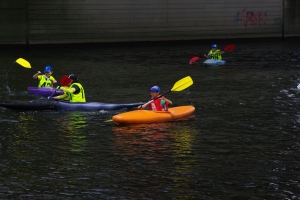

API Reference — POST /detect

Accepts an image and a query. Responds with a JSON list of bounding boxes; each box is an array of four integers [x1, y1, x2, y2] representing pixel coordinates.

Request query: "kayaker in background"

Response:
[[50, 74, 86, 102], [204, 44, 224, 60], [33, 66, 57, 87], [138, 85, 172, 111]]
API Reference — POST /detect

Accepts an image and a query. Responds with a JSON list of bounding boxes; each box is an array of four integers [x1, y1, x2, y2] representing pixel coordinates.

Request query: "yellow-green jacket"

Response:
[[38, 75, 56, 87], [209, 50, 222, 60], [67, 83, 86, 102]]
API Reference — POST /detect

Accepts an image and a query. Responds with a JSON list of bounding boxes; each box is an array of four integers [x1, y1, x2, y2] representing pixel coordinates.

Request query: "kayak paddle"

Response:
[[223, 44, 235, 51], [59, 75, 72, 87], [139, 76, 193, 109], [189, 56, 200, 64], [15, 58, 39, 73], [189, 44, 236, 64]]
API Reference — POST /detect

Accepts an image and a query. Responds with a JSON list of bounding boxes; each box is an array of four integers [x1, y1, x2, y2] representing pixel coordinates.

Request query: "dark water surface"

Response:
[[0, 39, 300, 199]]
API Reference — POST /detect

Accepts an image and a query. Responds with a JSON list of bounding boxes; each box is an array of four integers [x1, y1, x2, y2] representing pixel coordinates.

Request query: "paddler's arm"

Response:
[[52, 93, 68, 100], [33, 71, 41, 79], [138, 104, 148, 110], [161, 96, 172, 105], [51, 87, 76, 100], [60, 86, 77, 94], [204, 52, 210, 58], [50, 76, 57, 84]]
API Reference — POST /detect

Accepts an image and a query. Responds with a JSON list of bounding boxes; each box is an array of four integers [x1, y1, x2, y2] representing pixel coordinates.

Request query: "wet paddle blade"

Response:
[[171, 76, 193, 92], [15, 58, 31, 69], [189, 56, 199, 64], [224, 44, 235, 51], [60, 75, 72, 86]]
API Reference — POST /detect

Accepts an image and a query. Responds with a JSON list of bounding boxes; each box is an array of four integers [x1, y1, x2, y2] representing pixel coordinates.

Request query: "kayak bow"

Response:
[[203, 59, 226, 66]]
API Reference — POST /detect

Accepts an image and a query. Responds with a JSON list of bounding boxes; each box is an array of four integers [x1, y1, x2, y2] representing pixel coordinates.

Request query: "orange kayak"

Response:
[[112, 105, 195, 124]]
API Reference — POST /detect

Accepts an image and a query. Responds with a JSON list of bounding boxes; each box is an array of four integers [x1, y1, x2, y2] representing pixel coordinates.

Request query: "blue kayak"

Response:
[[28, 86, 63, 97], [0, 100, 143, 111], [203, 59, 226, 66]]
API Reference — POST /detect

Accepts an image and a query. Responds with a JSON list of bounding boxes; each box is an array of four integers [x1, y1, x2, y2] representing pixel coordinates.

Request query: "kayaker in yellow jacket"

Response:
[[204, 44, 224, 60], [50, 74, 86, 102], [33, 66, 57, 87]]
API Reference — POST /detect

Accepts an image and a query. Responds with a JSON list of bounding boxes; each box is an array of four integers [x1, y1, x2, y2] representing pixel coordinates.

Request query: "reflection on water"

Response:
[[0, 40, 300, 199], [113, 123, 176, 156], [58, 112, 89, 153], [112, 122, 201, 199]]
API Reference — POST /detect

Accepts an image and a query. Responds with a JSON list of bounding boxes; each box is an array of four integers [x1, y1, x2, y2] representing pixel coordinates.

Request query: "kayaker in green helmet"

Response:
[[49, 74, 86, 102], [33, 66, 57, 87], [138, 85, 172, 111], [204, 44, 224, 60]]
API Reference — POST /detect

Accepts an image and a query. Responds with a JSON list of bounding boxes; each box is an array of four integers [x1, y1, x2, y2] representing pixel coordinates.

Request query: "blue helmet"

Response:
[[211, 44, 217, 48], [149, 85, 160, 92], [44, 66, 53, 73]]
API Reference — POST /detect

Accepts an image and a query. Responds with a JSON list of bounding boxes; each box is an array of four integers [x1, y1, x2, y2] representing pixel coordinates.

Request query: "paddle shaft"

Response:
[[31, 67, 40, 73], [139, 90, 171, 109]]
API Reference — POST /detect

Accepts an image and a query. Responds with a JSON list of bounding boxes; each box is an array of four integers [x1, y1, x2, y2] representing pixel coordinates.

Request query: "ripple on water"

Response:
[[0, 40, 300, 199]]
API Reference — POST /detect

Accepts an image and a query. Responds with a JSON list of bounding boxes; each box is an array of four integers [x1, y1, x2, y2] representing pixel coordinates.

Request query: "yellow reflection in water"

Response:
[[59, 112, 88, 153]]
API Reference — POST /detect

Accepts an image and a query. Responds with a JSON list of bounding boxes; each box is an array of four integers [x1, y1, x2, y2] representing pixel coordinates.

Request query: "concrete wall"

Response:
[[0, 0, 298, 45], [284, 0, 300, 36], [0, 0, 27, 44]]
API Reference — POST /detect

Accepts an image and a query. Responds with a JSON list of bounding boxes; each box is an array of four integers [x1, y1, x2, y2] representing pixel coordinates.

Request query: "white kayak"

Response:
[[203, 59, 226, 66]]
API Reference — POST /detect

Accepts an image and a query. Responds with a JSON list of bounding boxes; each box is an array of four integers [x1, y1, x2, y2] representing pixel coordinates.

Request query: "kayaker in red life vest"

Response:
[[204, 44, 224, 60], [138, 86, 172, 111]]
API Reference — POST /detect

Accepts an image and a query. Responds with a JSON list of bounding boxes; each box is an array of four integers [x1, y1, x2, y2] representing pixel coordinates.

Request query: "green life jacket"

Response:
[[209, 50, 222, 60], [38, 75, 55, 87]]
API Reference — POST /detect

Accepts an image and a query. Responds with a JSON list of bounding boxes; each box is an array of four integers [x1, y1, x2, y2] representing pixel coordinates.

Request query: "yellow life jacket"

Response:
[[67, 83, 86, 102], [38, 75, 55, 87], [209, 50, 222, 60]]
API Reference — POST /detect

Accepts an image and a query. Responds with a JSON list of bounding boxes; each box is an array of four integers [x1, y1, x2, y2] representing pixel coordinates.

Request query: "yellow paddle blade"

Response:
[[15, 58, 31, 69], [170, 76, 193, 92]]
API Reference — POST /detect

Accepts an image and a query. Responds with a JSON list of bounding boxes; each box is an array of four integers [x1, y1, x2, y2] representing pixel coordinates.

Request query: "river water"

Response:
[[0, 38, 300, 199]]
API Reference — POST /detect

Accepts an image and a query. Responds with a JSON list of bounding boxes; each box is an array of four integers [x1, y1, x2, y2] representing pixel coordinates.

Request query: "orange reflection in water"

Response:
[[112, 118, 197, 159], [113, 122, 173, 155]]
